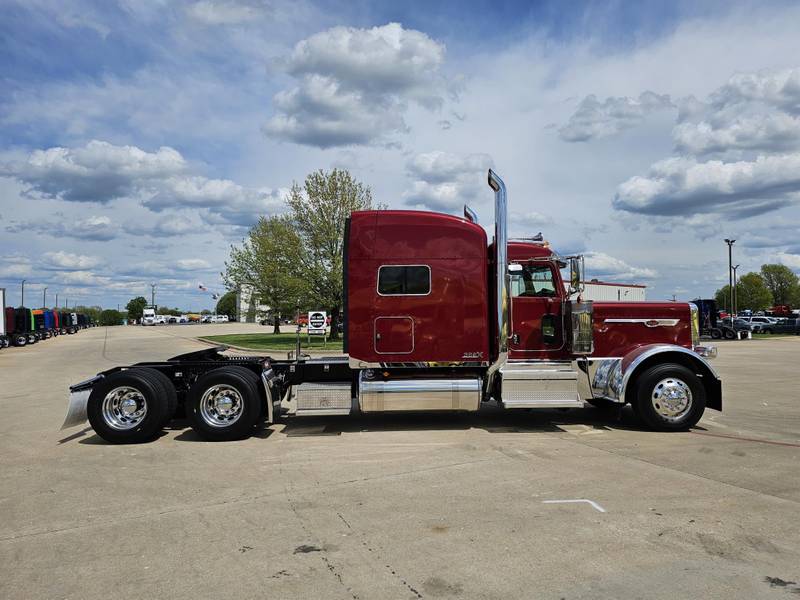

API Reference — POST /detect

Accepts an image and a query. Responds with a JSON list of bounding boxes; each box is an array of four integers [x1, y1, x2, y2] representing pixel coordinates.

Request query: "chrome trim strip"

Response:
[[604, 318, 680, 327], [348, 357, 489, 369]]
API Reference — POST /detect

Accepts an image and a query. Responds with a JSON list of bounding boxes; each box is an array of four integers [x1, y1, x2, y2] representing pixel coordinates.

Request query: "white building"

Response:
[[236, 285, 270, 323], [567, 279, 647, 302]]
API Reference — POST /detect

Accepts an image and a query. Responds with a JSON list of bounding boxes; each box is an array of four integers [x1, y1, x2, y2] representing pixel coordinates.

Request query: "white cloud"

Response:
[[559, 91, 674, 142], [175, 258, 212, 271], [186, 0, 264, 25], [776, 252, 800, 271], [5, 215, 119, 241], [403, 151, 493, 211], [613, 154, 800, 218], [43, 251, 103, 270], [264, 23, 447, 148], [673, 68, 800, 157], [584, 251, 657, 281], [0, 140, 185, 203]]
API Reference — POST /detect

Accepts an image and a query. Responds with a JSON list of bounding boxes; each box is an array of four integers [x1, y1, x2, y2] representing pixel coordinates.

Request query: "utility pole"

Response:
[[55, 293, 58, 308], [732, 264, 740, 315], [724, 239, 735, 314], [21, 279, 26, 307], [150, 283, 156, 308], [42, 287, 48, 309]]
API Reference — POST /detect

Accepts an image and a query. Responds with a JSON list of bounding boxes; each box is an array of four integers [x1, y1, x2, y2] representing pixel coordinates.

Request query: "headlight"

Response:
[[689, 302, 700, 347]]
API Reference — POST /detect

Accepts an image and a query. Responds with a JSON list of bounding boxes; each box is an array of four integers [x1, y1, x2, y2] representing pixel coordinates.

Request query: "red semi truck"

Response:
[[63, 171, 720, 443]]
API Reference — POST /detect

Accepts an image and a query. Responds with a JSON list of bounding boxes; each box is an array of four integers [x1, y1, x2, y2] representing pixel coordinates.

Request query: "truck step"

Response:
[[500, 361, 583, 409]]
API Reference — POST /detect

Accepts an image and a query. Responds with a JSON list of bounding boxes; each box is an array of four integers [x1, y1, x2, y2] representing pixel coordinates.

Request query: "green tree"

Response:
[[126, 296, 148, 322], [74, 305, 103, 322], [216, 291, 237, 320], [285, 169, 378, 339], [760, 264, 799, 306], [98, 309, 122, 326], [224, 215, 308, 333], [716, 272, 773, 313], [714, 285, 731, 313]]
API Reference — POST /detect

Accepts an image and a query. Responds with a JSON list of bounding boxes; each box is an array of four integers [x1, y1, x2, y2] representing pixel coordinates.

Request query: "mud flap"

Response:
[[61, 388, 91, 429]]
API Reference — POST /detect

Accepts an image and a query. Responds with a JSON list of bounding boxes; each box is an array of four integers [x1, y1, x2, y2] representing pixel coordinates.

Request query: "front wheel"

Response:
[[631, 363, 706, 431]]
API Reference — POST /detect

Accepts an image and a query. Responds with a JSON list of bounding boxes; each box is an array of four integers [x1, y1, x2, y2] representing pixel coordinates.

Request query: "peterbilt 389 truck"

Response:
[[63, 171, 720, 444]]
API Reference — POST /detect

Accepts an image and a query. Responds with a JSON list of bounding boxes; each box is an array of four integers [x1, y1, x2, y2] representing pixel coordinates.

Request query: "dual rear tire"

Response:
[[87, 366, 264, 443]]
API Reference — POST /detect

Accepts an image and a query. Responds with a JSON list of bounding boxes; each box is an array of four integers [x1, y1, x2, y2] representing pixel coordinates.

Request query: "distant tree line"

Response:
[[715, 264, 800, 312]]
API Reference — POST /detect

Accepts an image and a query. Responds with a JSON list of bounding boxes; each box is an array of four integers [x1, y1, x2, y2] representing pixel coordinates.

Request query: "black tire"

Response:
[[723, 328, 736, 340], [13, 334, 26, 347], [710, 329, 721, 339], [87, 369, 171, 444], [136, 368, 178, 425], [631, 363, 706, 431], [186, 366, 262, 441]]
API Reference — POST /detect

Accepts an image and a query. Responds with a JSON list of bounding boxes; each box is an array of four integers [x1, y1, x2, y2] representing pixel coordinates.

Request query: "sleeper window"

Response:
[[378, 266, 430, 295]]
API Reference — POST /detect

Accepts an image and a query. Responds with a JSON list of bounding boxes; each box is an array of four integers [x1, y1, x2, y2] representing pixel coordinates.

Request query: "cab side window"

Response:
[[510, 264, 557, 298], [378, 265, 431, 295]]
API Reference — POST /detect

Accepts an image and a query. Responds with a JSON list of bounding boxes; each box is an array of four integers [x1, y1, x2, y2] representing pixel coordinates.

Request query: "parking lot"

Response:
[[1, 324, 798, 599]]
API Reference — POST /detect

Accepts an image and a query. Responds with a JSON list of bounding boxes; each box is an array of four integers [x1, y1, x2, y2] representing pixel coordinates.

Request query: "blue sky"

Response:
[[2, 0, 800, 310]]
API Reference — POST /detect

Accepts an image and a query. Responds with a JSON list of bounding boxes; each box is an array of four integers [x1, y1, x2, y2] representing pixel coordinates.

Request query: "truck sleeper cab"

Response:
[[63, 170, 721, 444]]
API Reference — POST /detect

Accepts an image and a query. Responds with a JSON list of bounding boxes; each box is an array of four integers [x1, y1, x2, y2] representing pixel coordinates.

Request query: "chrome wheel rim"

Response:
[[102, 386, 148, 430], [651, 377, 692, 421], [199, 384, 244, 428]]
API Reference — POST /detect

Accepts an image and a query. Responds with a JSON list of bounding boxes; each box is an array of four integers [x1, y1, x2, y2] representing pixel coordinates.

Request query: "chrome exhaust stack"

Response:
[[485, 169, 509, 394]]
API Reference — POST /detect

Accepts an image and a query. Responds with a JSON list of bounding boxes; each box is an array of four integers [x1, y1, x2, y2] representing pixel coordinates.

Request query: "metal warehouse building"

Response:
[[567, 279, 647, 301]]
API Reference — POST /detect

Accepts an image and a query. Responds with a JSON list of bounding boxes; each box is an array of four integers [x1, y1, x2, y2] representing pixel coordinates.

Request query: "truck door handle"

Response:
[[511, 333, 519, 344], [376, 333, 381, 340]]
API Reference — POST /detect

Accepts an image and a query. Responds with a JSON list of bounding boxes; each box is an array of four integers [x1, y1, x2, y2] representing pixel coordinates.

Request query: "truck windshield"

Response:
[[510, 264, 556, 297]]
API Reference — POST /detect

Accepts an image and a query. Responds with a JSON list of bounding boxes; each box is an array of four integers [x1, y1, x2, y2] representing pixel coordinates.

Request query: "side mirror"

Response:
[[569, 257, 583, 294]]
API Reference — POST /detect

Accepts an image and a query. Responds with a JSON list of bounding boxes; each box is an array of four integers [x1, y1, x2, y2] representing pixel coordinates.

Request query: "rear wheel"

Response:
[[631, 363, 705, 431], [723, 328, 736, 340], [136, 368, 178, 426], [13, 334, 26, 347], [87, 369, 171, 443], [186, 366, 262, 441]]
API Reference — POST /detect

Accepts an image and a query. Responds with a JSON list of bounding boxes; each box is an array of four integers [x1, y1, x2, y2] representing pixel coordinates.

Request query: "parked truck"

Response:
[[0, 288, 8, 349], [63, 171, 721, 444]]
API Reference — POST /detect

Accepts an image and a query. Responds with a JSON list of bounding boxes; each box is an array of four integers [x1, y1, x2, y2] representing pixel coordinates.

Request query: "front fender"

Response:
[[586, 344, 722, 411]]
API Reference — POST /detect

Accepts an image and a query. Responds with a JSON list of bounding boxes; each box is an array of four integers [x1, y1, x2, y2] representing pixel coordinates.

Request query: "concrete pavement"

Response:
[[1, 325, 799, 599]]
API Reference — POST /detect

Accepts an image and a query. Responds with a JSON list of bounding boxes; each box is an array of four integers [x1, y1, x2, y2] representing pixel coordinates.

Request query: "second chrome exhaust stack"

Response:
[[485, 169, 509, 393]]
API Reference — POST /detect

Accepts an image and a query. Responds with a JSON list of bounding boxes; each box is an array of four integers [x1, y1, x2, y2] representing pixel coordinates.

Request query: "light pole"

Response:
[[21, 279, 26, 307], [150, 283, 156, 308], [55, 293, 58, 308], [732, 264, 740, 315], [42, 287, 48, 309], [724, 239, 735, 314]]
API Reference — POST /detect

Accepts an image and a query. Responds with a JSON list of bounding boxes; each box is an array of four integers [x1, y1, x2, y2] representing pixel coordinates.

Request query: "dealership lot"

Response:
[[1, 325, 798, 599]]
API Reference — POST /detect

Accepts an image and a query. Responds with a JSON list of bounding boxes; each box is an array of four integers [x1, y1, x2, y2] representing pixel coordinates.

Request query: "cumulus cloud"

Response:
[[558, 91, 674, 142], [674, 68, 800, 157], [402, 151, 493, 211], [0, 140, 185, 203], [584, 251, 657, 281], [175, 258, 212, 271], [264, 23, 447, 148], [1, 141, 282, 228], [776, 252, 800, 270], [43, 251, 103, 270], [5, 215, 119, 241], [614, 153, 800, 218]]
